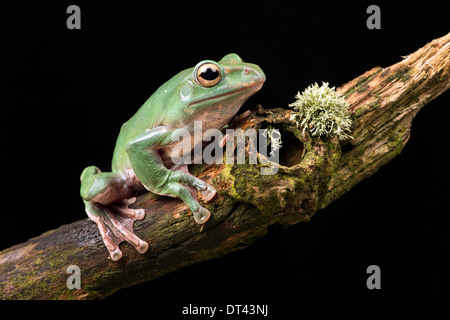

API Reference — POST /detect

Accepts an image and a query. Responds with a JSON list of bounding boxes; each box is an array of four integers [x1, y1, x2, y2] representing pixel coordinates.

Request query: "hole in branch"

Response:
[[340, 140, 355, 154], [278, 129, 304, 167]]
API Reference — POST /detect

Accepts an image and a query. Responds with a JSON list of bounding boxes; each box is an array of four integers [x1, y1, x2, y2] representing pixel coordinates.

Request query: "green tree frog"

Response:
[[80, 54, 265, 261]]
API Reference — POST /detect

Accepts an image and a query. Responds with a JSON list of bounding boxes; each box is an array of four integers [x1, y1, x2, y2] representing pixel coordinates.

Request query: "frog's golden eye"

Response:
[[196, 63, 221, 87]]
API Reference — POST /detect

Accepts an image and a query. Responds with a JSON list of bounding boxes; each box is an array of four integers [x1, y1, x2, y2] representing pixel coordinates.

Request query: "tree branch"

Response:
[[1, 32, 448, 300]]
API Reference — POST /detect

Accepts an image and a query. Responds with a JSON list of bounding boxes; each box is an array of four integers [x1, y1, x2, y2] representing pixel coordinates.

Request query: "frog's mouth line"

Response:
[[188, 82, 263, 107]]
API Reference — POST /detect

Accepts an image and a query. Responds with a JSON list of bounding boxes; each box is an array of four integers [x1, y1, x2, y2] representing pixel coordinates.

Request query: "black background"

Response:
[[2, 1, 449, 303]]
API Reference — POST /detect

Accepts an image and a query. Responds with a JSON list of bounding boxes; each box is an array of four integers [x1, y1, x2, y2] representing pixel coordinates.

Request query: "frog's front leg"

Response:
[[80, 166, 148, 261], [125, 126, 216, 224]]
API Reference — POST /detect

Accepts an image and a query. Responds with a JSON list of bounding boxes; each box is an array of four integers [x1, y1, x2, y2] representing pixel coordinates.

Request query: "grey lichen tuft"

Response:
[[262, 126, 282, 156], [289, 82, 353, 140]]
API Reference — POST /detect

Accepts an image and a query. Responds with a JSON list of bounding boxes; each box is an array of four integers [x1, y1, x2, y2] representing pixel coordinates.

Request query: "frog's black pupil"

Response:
[[200, 67, 219, 80]]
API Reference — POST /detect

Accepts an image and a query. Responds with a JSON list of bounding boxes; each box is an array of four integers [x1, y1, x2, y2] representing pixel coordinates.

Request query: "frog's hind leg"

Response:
[[80, 166, 148, 261]]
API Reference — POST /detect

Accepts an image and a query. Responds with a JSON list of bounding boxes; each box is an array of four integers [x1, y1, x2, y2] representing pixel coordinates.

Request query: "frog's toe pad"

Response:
[[111, 248, 123, 262], [133, 208, 146, 220], [136, 240, 149, 254], [200, 184, 216, 202], [193, 207, 211, 224]]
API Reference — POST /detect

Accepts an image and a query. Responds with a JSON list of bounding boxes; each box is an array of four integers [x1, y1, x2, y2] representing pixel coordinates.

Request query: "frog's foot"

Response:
[[171, 183, 209, 224], [170, 163, 217, 202], [84, 199, 148, 261], [219, 133, 230, 148], [227, 110, 251, 130]]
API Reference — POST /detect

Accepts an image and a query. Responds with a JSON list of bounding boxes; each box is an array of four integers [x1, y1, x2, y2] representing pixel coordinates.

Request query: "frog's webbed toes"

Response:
[[84, 199, 148, 261]]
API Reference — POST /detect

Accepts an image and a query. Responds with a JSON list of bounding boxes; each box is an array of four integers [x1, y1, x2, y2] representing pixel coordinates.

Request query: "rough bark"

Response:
[[1, 32, 449, 300]]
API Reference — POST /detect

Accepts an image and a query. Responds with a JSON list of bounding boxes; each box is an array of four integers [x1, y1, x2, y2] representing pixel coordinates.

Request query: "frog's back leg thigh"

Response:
[[80, 166, 130, 204], [80, 165, 148, 261]]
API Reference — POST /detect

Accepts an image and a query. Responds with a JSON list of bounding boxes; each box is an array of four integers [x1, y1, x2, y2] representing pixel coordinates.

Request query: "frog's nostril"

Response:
[[244, 67, 249, 74]]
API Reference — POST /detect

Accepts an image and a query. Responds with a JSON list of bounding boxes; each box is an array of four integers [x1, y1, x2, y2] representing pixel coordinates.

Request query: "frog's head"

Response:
[[176, 53, 265, 129]]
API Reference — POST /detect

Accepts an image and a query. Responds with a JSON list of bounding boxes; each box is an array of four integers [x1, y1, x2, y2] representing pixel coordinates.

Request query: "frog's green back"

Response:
[[111, 68, 192, 172]]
